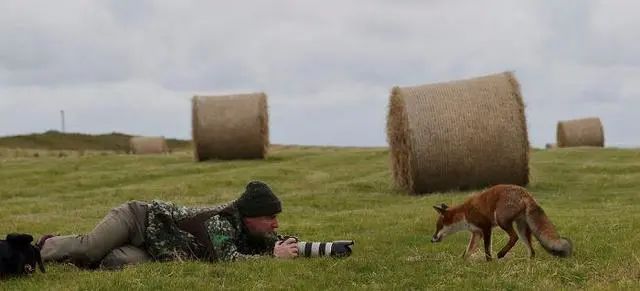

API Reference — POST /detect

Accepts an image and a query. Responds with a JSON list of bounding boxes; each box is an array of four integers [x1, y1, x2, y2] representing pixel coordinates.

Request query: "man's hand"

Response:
[[273, 238, 298, 259]]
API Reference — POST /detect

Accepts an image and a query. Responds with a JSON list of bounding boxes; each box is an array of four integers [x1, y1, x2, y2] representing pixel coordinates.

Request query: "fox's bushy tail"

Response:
[[525, 204, 572, 257]]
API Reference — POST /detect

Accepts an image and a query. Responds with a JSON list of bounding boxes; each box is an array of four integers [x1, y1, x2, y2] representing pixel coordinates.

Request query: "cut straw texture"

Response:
[[129, 136, 169, 154], [556, 117, 604, 147], [192, 93, 269, 161], [386, 72, 530, 194]]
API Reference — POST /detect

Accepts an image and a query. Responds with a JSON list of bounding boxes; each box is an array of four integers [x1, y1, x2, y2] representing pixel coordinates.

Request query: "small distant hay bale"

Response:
[[129, 136, 169, 154], [545, 143, 557, 149], [386, 72, 530, 194], [192, 93, 269, 161], [556, 117, 604, 147]]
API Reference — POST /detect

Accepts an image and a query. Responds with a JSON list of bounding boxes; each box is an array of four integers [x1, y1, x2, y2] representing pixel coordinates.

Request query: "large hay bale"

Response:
[[192, 93, 269, 161], [556, 117, 604, 147], [129, 136, 169, 154], [386, 72, 530, 194]]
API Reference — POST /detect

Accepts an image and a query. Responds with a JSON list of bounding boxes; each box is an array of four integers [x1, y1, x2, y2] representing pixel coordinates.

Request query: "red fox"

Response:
[[430, 184, 572, 261]]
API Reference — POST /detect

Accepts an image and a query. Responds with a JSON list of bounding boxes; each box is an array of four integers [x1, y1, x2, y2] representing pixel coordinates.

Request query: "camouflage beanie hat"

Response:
[[237, 181, 282, 217]]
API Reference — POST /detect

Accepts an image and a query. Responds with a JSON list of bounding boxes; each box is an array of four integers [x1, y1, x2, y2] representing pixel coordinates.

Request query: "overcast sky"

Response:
[[1, 0, 638, 147]]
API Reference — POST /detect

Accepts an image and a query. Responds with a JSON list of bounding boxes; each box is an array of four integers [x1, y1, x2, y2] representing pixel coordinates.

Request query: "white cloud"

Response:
[[0, 0, 638, 147], [0, 81, 190, 136]]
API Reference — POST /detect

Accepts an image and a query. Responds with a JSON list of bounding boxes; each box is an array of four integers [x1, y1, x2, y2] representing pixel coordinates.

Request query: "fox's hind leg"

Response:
[[496, 222, 519, 259], [515, 218, 535, 258]]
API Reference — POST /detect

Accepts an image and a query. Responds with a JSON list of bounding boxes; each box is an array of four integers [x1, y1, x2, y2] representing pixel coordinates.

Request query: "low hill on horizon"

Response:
[[0, 130, 191, 152]]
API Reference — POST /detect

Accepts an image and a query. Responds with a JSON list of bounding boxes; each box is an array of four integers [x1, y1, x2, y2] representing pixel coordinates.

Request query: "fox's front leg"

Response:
[[462, 232, 481, 260], [482, 229, 493, 261]]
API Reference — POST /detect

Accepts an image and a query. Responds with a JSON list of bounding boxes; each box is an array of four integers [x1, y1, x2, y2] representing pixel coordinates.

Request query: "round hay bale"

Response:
[[556, 117, 604, 147], [129, 136, 169, 154], [192, 93, 269, 161], [386, 72, 530, 194]]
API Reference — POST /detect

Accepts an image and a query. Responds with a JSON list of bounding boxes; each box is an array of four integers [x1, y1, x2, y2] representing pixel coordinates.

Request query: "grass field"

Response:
[[1, 146, 640, 290]]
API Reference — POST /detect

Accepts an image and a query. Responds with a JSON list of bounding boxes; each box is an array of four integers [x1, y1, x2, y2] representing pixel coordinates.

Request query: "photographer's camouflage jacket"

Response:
[[144, 200, 278, 262]]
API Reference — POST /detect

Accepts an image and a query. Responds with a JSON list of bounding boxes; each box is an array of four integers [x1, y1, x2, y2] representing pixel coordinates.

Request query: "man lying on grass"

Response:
[[38, 181, 299, 269]]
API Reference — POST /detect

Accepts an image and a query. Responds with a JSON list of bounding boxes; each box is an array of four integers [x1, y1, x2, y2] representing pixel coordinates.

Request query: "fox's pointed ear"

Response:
[[433, 204, 448, 214]]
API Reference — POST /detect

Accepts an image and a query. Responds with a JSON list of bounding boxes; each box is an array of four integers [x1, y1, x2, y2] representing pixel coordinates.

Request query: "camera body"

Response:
[[278, 235, 354, 258]]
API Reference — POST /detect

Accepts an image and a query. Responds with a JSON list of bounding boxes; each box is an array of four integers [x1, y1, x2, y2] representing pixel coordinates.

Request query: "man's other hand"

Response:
[[273, 238, 298, 259]]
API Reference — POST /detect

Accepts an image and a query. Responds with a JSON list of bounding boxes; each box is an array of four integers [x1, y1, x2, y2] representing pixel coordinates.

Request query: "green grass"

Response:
[[1, 146, 640, 290]]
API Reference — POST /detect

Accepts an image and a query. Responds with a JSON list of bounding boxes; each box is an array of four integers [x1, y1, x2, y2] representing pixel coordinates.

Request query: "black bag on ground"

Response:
[[0, 233, 45, 278]]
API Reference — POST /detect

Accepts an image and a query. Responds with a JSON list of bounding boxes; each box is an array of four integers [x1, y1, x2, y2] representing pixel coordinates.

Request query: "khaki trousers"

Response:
[[41, 201, 151, 269]]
